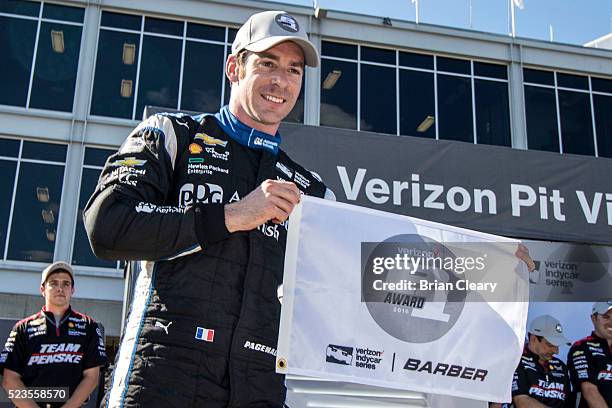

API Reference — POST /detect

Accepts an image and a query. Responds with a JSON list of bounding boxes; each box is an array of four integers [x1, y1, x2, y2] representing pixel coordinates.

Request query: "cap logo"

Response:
[[555, 323, 563, 333], [275, 13, 299, 33]]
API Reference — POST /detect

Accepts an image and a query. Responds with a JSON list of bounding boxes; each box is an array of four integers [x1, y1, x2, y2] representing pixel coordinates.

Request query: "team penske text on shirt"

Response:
[[528, 380, 566, 400], [598, 364, 612, 380], [27, 343, 83, 365]]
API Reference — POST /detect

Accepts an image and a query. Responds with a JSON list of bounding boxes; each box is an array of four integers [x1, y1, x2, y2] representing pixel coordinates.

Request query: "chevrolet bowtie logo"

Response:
[[110, 157, 147, 167], [195, 133, 228, 147]]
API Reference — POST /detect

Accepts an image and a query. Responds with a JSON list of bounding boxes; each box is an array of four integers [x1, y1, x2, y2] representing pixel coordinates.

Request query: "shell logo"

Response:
[[189, 143, 203, 154]]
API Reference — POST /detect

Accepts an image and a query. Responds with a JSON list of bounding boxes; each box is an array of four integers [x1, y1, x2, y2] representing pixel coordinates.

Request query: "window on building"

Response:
[[594, 94, 612, 158], [0, 0, 40, 16], [593, 77, 612, 158], [557, 73, 589, 90], [558, 90, 594, 155], [360, 64, 396, 134], [524, 85, 559, 152], [181, 41, 225, 113], [0, 15, 37, 107], [29, 21, 83, 111], [136, 34, 182, 117], [322, 41, 357, 59], [0, 138, 67, 263], [399, 51, 433, 70], [361, 46, 395, 65], [474, 61, 508, 80], [320, 41, 510, 144], [0, 1, 84, 112], [473, 62, 510, 147], [90, 30, 140, 119], [72, 147, 118, 269], [144, 16, 182, 36], [320, 58, 358, 130], [0, 139, 20, 257], [90, 12, 255, 121], [437, 74, 473, 142], [437, 56, 470, 75], [592, 77, 612, 94], [523, 68, 610, 156], [475, 79, 511, 147], [399, 70, 435, 138], [523, 68, 554, 86]]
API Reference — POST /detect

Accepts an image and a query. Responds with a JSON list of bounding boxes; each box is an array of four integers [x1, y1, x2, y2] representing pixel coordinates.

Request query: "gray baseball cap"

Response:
[[41, 261, 74, 286], [232, 11, 319, 67], [528, 315, 571, 347], [592, 300, 612, 315]]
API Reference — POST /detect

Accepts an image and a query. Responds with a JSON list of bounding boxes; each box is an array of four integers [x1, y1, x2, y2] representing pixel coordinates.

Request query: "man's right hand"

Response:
[[224, 179, 301, 233]]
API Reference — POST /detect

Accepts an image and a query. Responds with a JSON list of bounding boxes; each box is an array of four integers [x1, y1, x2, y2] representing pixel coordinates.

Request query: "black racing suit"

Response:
[[84, 106, 329, 407], [568, 333, 612, 407], [511, 347, 572, 407], [0, 306, 108, 408]]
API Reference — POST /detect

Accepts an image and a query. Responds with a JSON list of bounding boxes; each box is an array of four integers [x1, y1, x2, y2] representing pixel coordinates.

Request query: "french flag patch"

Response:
[[195, 327, 215, 342]]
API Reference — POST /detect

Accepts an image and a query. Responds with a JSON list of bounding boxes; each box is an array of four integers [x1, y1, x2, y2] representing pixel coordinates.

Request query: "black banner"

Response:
[[281, 123, 612, 245]]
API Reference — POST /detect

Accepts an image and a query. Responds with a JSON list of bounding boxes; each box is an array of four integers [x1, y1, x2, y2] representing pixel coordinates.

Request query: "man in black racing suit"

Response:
[[84, 10, 333, 408]]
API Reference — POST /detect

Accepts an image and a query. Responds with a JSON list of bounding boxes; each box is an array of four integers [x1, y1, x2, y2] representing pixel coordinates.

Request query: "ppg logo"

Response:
[[179, 183, 223, 206]]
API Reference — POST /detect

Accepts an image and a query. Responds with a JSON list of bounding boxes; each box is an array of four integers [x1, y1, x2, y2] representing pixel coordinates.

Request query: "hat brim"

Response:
[[41, 262, 75, 286], [544, 334, 571, 347], [592, 304, 612, 315], [243, 36, 319, 67]]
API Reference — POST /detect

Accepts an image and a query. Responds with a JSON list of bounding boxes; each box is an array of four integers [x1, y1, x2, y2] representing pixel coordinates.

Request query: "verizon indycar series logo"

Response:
[[326, 344, 353, 365], [326, 344, 383, 370]]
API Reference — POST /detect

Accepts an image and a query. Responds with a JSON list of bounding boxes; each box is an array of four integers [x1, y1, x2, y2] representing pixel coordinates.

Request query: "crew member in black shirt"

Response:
[[0, 261, 107, 408], [511, 315, 572, 408], [568, 301, 612, 408]]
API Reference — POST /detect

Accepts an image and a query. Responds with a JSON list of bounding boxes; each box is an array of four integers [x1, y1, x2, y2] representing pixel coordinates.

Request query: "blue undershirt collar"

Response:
[[214, 105, 281, 155]]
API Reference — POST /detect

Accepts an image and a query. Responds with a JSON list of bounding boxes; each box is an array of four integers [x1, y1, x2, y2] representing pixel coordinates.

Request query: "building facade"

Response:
[[0, 0, 611, 372]]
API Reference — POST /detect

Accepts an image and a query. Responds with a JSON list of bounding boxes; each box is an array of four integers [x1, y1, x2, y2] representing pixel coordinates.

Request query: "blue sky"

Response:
[[284, 0, 612, 46]]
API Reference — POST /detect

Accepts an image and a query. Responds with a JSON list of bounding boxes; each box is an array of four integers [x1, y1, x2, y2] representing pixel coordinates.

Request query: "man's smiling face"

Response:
[[229, 41, 304, 134], [593, 309, 612, 340]]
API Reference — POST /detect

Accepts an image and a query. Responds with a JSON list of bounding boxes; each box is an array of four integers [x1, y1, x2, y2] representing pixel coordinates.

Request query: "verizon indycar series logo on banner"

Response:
[[326, 344, 384, 370]]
